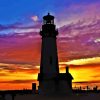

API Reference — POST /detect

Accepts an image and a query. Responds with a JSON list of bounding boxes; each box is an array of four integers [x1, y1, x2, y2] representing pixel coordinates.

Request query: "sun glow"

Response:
[[0, 56, 100, 90]]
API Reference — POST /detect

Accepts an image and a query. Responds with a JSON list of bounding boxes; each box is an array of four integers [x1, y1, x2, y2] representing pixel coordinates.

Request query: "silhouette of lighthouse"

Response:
[[38, 13, 73, 95]]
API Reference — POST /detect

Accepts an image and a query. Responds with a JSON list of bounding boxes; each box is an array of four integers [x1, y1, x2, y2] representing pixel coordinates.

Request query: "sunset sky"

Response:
[[0, 0, 100, 90]]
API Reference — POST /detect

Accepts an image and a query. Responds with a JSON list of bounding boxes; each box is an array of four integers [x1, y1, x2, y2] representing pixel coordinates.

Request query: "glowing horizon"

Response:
[[0, 57, 100, 90]]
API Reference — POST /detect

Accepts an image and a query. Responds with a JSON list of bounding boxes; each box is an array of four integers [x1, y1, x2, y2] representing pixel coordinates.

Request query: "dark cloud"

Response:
[[0, 65, 15, 71], [0, 80, 36, 84], [0, 60, 33, 65], [0, 22, 41, 31]]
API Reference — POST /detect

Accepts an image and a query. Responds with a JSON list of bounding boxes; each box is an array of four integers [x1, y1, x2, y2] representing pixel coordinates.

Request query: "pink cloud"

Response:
[[56, 2, 100, 27], [0, 4, 100, 66]]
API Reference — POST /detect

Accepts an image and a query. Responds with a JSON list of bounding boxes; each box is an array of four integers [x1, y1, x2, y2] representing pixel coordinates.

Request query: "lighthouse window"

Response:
[[50, 56, 52, 64], [43, 20, 46, 24], [46, 20, 51, 24]]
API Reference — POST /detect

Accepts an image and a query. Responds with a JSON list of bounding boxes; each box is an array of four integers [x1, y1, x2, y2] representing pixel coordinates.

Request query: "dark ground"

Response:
[[0, 90, 100, 100]]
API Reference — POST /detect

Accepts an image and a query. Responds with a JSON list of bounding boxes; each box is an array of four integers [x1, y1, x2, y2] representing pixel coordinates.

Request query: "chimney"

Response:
[[66, 66, 69, 73]]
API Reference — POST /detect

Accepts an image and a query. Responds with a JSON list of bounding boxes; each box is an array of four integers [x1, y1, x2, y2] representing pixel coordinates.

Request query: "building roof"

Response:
[[58, 73, 73, 80]]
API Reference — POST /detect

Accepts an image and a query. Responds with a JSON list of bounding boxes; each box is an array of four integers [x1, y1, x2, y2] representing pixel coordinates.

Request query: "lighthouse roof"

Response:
[[43, 13, 54, 20]]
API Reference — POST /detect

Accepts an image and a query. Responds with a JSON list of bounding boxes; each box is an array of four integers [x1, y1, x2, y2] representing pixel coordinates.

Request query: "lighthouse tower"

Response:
[[40, 13, 59, 75], [38, 13, 73, 95], [38, 13, 59, 94]]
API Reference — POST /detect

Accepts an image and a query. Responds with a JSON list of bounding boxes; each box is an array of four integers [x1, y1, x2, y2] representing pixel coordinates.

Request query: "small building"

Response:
[[57, 67, 73, 94]]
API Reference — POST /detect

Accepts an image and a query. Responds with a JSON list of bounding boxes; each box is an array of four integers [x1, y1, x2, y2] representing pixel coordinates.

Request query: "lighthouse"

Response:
[[38, 13, 73, 95]]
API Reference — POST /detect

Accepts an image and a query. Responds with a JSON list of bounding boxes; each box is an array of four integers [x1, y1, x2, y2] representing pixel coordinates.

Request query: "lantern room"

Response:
[[43, 13, 54, 24]]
